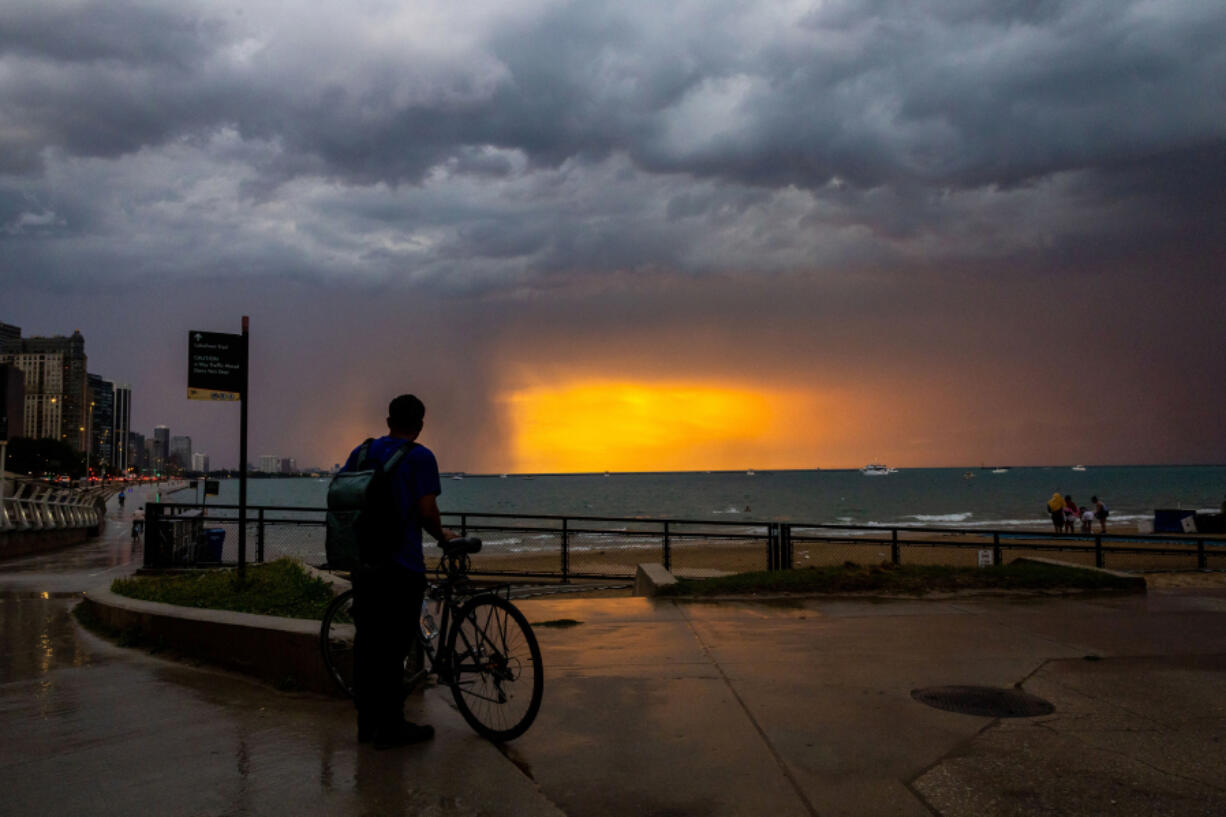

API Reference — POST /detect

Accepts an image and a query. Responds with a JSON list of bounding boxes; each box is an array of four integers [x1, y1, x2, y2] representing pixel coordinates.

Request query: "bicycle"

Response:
[[320, 537, 544, 742]]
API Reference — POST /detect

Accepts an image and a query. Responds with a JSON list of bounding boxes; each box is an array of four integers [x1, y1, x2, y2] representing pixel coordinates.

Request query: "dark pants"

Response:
[[352, 566, 426, 730]]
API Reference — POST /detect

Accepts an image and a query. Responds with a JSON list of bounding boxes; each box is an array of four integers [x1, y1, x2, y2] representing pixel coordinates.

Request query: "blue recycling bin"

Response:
[[201, 528, 226, 562], [1153, 509, 1196, 533]]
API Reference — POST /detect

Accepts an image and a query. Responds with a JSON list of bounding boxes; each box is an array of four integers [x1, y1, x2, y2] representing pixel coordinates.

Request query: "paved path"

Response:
[[3, 506, 1225, 815]]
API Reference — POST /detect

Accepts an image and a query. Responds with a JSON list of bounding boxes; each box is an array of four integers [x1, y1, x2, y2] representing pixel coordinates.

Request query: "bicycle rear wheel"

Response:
[[320, 588, 356, 697], [445, 594, 543, 741], [320, 588, 442, 699]]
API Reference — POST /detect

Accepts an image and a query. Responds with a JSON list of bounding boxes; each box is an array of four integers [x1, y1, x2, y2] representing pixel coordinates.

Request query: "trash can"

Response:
[[1153, 509, 1196, 533], [200, 528, 226, 562]]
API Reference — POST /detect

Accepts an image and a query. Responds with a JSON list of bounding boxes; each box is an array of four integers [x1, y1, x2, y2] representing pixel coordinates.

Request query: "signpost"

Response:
[[188, 319, 249, 579]]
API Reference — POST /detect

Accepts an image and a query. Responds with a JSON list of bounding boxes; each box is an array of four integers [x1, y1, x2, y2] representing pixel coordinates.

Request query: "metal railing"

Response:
[[142, 502, 1226, 577], [0, 478, 108, 533]]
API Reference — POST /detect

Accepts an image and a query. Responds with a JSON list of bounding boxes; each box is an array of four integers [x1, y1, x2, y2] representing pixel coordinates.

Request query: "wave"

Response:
[[907, 512, 974, 523]]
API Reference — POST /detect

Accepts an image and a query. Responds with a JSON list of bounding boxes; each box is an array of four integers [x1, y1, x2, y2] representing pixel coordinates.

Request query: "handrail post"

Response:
[[561, 518, 569, 584], [663, 520, 671, 571], [891, 528, 900, 565], [1094, 535, 1104, 568], [992, 532, 1002, 567], [1197, 539, 1206, 571], [460, 513, 468, 538], [257, 508, 265, 563]]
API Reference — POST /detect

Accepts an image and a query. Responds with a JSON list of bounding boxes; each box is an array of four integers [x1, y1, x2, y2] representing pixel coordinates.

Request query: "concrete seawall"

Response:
[[81, 585, 339, 696]]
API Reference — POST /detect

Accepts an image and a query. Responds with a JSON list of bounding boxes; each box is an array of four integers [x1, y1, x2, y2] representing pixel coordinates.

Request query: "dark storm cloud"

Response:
[[3, 0, 1226, 468]]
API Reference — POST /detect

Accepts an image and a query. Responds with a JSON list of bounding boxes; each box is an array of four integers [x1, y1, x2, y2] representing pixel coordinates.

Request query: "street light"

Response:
[[84, 400, 95, 479]]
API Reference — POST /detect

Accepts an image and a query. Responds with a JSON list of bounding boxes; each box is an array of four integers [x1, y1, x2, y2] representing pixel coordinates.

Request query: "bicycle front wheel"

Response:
[[320, 588, 356, 698], [445, 595, 543, 741]]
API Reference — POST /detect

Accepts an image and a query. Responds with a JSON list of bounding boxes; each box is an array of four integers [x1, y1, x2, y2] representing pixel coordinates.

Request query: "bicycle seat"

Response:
[[443, 536, 482, 556]]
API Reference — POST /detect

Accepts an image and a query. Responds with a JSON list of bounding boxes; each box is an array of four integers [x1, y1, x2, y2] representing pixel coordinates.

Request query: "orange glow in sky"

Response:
[[503, 380, 832, 473]]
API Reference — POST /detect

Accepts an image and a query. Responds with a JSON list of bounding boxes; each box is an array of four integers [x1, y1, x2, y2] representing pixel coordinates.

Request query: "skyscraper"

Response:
[[0, 329, 88, 450], [169, 435, 192, 469], [0, 364, 24, 440], [191, 452, 210, 473], [128, 430, 146, 471], [88, 374, 114, 471], [152, 425, 170, 472], [113, 384, 131, 472], [0, 322, 20, 346]]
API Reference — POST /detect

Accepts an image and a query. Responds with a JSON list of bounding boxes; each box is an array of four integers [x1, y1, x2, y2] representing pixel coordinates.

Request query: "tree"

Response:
[[4, 437, 87, 478]]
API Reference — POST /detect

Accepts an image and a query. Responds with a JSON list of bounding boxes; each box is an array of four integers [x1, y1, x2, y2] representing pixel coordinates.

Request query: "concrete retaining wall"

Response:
[[81, 585, 341, 696], [1, 527, 93, 560]]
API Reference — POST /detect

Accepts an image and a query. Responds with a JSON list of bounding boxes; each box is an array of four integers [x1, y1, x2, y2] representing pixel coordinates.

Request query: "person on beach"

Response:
[[1063, 495, 1079, 534], [341, 394, 457, 750], [1092, 496, 1109, 533], [1047, 492, 1065, 533], [1080, 505, 1094, 534]]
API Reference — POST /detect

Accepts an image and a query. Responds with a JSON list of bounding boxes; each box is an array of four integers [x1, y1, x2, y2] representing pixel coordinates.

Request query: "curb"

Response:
[[1011, 556, 1149, 588], [81, 584, 341, 696]]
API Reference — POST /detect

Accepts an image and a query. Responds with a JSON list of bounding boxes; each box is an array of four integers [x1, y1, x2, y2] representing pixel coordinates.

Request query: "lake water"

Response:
[[171, 465, 1226, 532]]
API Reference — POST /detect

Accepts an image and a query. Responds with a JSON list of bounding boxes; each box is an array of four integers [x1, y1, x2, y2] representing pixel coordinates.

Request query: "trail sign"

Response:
[[188, 331, 245, 401]]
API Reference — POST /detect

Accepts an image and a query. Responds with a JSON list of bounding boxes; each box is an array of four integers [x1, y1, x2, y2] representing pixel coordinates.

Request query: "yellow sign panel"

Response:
[[188, 387, 241, 402]]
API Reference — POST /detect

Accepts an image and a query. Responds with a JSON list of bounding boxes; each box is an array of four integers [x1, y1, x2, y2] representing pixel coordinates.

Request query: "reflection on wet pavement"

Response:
[[0, 491, 558, 817]]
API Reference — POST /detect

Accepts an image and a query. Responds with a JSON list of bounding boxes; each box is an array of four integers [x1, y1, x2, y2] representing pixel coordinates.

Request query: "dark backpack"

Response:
[[325, 439, 414, 570]]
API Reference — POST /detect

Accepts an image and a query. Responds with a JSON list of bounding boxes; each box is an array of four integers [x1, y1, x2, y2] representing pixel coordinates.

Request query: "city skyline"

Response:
[[3, 1, 1225, 473]]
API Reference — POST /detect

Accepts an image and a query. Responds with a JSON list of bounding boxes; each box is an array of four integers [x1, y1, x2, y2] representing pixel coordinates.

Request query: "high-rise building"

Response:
[[279, 457, 297, 474], [0, 364, 24, 440], [191, 452, 210, 473], [152, 425, 169, 471], [0, 330, 88, 450], [258, 454, 280, 473], [0, 322, 20, 346], [128, 431, 146, 471], [169, 435, 192, 469], [88, 374, 114, 471], [113, 384, 131, 472]]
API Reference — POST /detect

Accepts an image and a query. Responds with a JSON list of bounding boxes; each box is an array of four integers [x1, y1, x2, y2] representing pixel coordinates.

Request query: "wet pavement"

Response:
[[3, 494, 1226, 815]]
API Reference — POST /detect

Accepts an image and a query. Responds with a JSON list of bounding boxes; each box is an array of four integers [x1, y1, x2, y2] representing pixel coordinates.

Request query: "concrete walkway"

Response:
[[3, 499, 1225, 815]]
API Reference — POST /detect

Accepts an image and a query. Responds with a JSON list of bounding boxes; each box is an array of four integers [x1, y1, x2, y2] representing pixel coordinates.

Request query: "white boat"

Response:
[[991, 468, 1009, 474], [1071, 465, 1087, 472], [746, 469, 756, 476], [861, 464, 892, 476]]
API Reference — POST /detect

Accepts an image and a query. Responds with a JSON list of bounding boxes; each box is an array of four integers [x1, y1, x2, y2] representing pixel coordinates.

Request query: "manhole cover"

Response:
[[911, 686, 1054, 718]]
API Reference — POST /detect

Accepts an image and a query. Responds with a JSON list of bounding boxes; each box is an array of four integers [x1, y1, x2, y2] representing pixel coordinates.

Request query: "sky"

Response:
[[2, 0, 1225, 472]]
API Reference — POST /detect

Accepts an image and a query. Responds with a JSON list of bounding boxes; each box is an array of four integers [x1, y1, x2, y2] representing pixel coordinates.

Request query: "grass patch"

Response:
[[658, 560, 1141, 597], [111, 558, 336, 619]]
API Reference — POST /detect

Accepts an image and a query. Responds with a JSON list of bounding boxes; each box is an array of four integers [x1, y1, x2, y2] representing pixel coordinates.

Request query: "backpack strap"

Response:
[[354, 438, 376, 469], [382, 441, 417, 474]]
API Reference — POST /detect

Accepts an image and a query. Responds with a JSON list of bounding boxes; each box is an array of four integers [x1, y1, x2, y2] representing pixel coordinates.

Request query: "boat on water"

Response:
[[1072, 465, 1087, 472], [861, 464, 894, 476], [991, 468, 1010, 474]]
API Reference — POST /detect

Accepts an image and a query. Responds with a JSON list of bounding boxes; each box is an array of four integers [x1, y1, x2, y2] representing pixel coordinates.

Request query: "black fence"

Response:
[[143, 502, 1226, 579]]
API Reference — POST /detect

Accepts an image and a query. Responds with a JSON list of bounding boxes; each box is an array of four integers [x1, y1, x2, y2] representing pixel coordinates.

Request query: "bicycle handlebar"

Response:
[[442, 536, 482, 557]]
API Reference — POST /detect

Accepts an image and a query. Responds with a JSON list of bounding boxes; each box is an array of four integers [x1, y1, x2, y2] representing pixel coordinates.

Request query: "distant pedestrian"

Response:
[[1091, 496, 1109, 534], [131, 507, 145, 544], [117, 492, 125, 511], [1047, 492, 1064, 533]]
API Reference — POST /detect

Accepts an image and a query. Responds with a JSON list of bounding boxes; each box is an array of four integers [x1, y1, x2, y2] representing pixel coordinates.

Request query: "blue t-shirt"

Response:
[[341, 436, 442, 573]]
